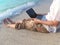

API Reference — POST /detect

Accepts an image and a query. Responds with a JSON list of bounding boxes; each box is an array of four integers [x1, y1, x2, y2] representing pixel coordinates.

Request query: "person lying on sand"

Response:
[[3, 18, 49, 33]]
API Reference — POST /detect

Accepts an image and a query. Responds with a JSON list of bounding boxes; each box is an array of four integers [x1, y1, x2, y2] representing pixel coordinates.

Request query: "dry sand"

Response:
[[0, 0, 60, 45]]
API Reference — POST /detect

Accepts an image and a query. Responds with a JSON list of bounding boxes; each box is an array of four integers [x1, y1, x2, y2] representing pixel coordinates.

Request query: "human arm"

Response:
[[34, 18, 59, 26]]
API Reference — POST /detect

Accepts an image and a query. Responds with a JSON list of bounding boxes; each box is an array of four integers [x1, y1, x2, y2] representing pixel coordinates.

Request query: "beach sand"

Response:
[[0, 0, 60, 45]]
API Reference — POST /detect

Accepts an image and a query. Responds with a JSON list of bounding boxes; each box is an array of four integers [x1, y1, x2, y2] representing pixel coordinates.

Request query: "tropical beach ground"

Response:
[[0, 0, 60, 45]]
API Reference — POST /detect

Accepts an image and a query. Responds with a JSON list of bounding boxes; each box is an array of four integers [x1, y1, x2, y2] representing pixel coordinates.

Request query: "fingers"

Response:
[[3, 19, 9, 25], [7, 18, 15, 24], [3, 19, 9, 28]]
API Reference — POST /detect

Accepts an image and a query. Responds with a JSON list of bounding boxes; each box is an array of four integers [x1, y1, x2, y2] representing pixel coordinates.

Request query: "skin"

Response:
[[33, 18, 59, 26], [3, 18, 22, 29]]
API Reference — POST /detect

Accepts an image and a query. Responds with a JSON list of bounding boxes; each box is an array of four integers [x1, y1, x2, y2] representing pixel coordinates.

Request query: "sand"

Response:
[[0, 0, 60, 45]]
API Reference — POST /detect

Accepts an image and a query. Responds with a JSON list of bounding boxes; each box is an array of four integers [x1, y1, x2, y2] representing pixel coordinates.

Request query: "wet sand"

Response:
[[1, 0, 60, 45]]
